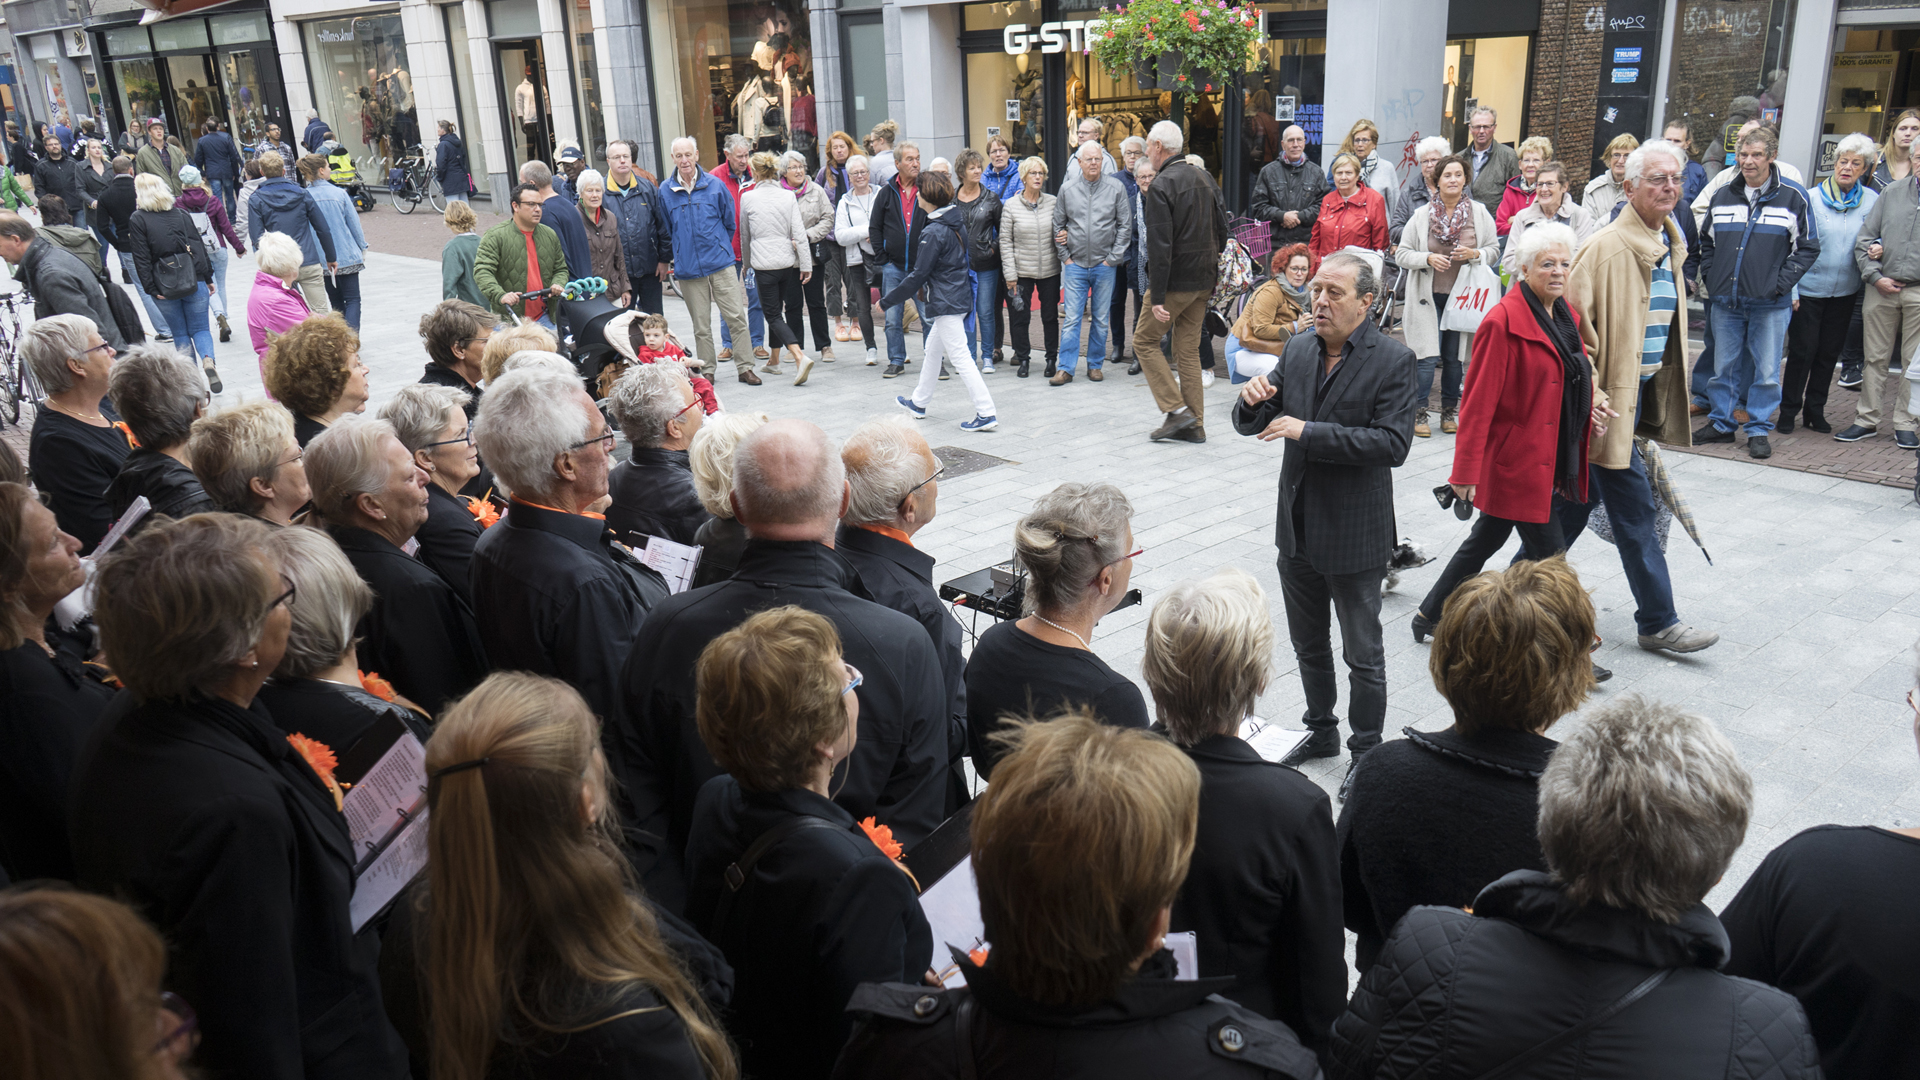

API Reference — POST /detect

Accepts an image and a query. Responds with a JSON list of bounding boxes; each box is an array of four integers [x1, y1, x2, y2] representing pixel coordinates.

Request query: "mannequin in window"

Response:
[[515, 68, 540, 156], [1066, 73, 1086, 129], [734, 39, 790, 152]]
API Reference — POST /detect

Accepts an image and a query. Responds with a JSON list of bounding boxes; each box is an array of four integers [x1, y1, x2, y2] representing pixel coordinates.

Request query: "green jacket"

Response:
[[0, 167, 33, 211], [473, 221, 568, 318], [441, 232, 484, 308], [134, 143, 184, 196]]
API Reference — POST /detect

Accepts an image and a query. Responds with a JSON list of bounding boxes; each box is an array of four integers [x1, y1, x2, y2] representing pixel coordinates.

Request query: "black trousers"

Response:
[[1110, 268, 1140, 359], [849, 262, 876, 348], [755, 266, 804, 349], [1417, 507, 1565, 623], [801, 254, 831, 350], [1784, 292, 1854, 419], [628, 271, 664, 316], [1010, 274, 1060, 361], [1278, 548, 1387, 753]]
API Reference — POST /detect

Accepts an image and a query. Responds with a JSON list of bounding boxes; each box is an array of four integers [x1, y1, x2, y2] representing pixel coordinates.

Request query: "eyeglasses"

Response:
[[1636, 173, 1684, 189], [842, 662, 863, 697], [1090, 547, 1144, 586], [81, 341, 114, 358], [569, 428, 616, 455], [153, 991, 198, 1055], [897, 464, 946, 510], [514, 200, 544, 210], [273, 448, 303, 470], [672, 396, 703, 421], [268, 575, 296, 614], [423, 420, 475, 449]]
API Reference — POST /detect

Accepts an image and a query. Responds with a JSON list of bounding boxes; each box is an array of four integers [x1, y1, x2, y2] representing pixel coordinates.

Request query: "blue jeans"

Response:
[[325, 270, 362, 330], [154, 287, 215, 363], [209, 177, 235, 221], [120, 251, 170, 338], [208, 246, 231, 318], [1708, 297, 1791, 436], [1690, 310, 1714, 406], [1539, 431, 1679, 636], [975, 271, 1005, 364], [882, 261, 909, 366], [1058, 262, 1115, 373], [718, 260, 764, 351]]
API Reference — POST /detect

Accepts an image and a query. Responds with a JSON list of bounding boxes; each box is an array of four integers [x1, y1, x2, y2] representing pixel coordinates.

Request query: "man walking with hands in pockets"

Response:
[[1232, 251, 1417, 800]]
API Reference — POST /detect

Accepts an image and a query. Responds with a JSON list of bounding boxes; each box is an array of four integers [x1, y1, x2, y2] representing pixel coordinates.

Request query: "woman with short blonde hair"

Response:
[[1337, 117, 1397, 213], [1495, 135, 1557, 235], [188, 400, 308, 524], [1001, 156, 1061, 378], [127, 171, 217, 377], [1582, 132, 1639, 212], [480, 320, 558, 383]]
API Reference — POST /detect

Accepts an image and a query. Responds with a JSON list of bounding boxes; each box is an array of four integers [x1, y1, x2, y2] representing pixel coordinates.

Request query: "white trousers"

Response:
[[912, 314, 996, 418]]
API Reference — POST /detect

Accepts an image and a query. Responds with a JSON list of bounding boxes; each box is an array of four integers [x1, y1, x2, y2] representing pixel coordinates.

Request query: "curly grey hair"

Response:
[[108, 344, 206, 450], [842, 417, 933, 526], [474, 365, 593, 501], [379, 383, 471, 454], [20, 313, 98, 395], [1538, 694, 1751, 923], [607, 362, 691, 449], [1013, 481, 1134, 615], [266, 523, 373, 678]]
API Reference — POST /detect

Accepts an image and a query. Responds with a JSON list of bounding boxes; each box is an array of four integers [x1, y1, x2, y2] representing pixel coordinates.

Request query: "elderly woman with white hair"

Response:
[[306, 415, 486, 715], [574, 167, 632, 308], [379, 383, 484, 601], [469, 364, 668, 723], [1329, 696, 1820, 1080], [246, 230, 311, 364], [255, 524, 431, 750], [1412, 222, 1612, 649], [1781, 132, 1877, 435], [125, 171, 217, 384], [187, 399, 310, 526], [606, 362, 710, 547], [104, 343, 214, 527], [688, 409, 769, 588], [22, 313, 130, 552], [1147, 567, 1346, 1051]]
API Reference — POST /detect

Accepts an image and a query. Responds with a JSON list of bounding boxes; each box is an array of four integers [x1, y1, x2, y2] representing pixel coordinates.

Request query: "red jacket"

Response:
[[1494, 176, 1535, 236], [1308, 185, 1387, 261], [710, 162, 752, 261], [1449, 286, 1592, 524]]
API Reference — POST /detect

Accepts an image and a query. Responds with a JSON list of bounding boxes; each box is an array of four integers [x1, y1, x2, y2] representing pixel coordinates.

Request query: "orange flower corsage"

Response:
[[358, 670, 396, 701], [859, 817, 920, 891], [464, 496, 501, 528], [286, 732, 344, 810], [968, 946, 991, 967]]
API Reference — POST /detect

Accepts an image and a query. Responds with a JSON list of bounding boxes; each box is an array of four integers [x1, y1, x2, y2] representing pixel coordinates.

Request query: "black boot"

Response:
[[1017, 357, 1031, 378], [1281, 728, 1340, 767], [1411, 610, 1436, 644], [1044, 356, 1057, 378]]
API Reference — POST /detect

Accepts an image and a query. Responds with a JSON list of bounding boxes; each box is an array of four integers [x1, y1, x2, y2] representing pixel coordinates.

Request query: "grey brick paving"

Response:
[[169, 245, 1920, 911]]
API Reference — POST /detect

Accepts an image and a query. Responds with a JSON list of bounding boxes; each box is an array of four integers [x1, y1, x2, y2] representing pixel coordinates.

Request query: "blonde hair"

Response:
[[1517, 135, 1554, 163], [688, 411, 770, 518], [480, 322, 558, 384], [188, 400, 297, 514], [444, 200, 477, 233], [1142, 568, 1274, 745], [748, 151, 781, 182], [1604, 132, 1641, 161], [973, 714, 1199, 1006], [132, 172, 173, 212], [423, 673, 737, 1080], [1018, 155, 1049, 184], [1338, 118, 1380, 158], [696, 606, 848, 792]]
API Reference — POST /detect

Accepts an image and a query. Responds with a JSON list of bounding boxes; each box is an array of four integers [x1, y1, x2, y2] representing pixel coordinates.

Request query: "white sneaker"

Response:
[[1201, 369, 1216, 388], [866, 348, 879, 366]]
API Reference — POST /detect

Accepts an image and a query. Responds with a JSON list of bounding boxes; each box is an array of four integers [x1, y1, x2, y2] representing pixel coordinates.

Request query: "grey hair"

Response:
[[1835, 132, 1877, 167], [1514, 221, 1579, 271], [1469, 106, 1498, 125], [1318, 251, 1378, 301], [1538, 695, 1752, 923], [689, 410, 769, 518], [1416, 135, 1451, 160], [1133, 158, 1156, 179], [732, 419, 845, 531], [724, 133, 753, 154], [574, 168, 605, 192], [20, 313, 98, 394], [1076, 141, 1102, 162], [779, 150, 809, 175], [378, 383, 470, 453], [266, 523, 372, 678], [845, 153, 871, 174], [1146, 120, 1184, 155], [474, 365, 593, 501], [304, 415, 401, 522], [519, 159, 554, 188], [1121, 135, 1146, 155], [1623, 139, 1684, 185], [1142, 567, 1274, 746], [1736, 126, 1779, 158], [500, 350, 577, 379], [841, 416, 932, 526], [256, 231, 305, 280], [607, 362, 689, 449], [670, 136, 699, 156], [108, 344, 206, 450], [1013, 481, 1134, 615]]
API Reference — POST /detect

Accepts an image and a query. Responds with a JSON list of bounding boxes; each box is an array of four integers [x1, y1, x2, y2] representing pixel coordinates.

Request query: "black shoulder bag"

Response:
[[712, 814, 840, 940]]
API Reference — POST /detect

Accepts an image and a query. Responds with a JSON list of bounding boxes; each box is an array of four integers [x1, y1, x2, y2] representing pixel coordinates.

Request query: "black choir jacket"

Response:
[[606, 447, 712, 547], [616, 538, 949, 914], [328, 524, 488, 716], [834, 522, 966, 776], [413, 483, 483, 604]]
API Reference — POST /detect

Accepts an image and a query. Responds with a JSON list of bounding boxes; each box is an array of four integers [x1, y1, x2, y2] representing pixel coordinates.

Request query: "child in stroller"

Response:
[[321, 140, 375, 211], [597, 312, 720, 414]]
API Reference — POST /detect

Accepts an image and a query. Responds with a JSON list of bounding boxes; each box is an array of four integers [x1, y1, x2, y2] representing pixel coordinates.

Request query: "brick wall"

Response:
[[1527, 0, 1607, 189]]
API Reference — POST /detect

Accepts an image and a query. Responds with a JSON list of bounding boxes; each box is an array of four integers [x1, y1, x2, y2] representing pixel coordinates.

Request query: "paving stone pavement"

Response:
[[172, 247, 1920, 910]]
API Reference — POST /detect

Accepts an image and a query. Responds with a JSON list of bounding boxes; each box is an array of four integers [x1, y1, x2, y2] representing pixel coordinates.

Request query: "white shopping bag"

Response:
[[1440, 262, 1499, 334]]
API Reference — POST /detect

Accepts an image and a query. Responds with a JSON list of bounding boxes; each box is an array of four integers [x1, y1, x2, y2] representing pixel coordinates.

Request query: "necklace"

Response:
[[48, 399, 104, 422], [1034, 615, 1090, 650]]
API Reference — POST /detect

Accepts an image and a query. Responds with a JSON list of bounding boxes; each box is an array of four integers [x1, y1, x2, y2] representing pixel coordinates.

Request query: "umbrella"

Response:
[[1584, 437, 1711, 565]]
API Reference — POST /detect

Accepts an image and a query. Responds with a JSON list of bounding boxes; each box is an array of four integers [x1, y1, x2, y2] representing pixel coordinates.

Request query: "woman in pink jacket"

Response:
[[246, 231, 310, 381]]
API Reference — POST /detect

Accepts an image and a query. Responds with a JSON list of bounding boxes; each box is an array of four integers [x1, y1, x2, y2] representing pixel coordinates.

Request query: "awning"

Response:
[[137, 0, 247, 25]]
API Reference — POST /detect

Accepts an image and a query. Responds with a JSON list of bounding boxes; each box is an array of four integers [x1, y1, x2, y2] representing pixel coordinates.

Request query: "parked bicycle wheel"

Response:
[[425, 174, 446, 214]]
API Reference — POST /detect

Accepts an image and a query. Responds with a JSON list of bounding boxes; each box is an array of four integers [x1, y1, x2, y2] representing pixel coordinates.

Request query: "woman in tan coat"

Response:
[[1228, 243, 1313, 381]]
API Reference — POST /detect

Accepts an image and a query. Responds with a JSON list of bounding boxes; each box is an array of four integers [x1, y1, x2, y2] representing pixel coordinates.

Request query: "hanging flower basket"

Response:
[[1092, 0, 1260, 93]]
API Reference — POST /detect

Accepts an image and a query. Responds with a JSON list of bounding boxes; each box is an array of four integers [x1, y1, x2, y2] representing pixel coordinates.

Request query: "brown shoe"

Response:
[[1414, 410, 1431, 438], [1441, 408, 1458, 434], [1690, 402, 1709, 416], [719, 347, 733, 361], [1149, 409, 1199, 441], [1050, 370, 1073, 386], [738, 369, 762, 385], [1088, 368, 1105, 382], [754, 347, 772, 361], [1167, 425, 1206, 443]]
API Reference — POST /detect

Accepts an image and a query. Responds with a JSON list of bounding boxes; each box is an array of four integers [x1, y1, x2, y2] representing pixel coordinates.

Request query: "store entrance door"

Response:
[[162, 54, 223, 158], [217, 45, 283, 149], [496, 40, 553, 175]]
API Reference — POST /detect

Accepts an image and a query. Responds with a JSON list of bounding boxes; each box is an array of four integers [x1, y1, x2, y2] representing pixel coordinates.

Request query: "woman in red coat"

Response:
[[1412, 221, 1614, 643], [1309, 152, 1388, 262]]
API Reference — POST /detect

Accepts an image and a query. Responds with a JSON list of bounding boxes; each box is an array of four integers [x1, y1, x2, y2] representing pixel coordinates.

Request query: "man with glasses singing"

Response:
[[473, 181, 569, 329], [1555, 139, 1719, 656]]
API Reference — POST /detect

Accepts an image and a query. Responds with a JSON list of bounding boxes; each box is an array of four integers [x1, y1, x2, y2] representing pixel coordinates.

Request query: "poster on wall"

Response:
[[1589, 0, 1663, 179]]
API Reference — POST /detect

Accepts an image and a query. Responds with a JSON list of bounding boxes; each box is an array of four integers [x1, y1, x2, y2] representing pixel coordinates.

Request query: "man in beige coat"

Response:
[[1550, 139, 1719, 655]]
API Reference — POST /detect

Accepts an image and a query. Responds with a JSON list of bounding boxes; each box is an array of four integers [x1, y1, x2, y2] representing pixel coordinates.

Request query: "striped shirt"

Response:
[[1643, 239, 1677, 380]]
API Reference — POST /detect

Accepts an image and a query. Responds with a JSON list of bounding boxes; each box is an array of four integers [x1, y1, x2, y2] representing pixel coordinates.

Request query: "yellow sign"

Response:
[[1833, 51, 1898, 69]]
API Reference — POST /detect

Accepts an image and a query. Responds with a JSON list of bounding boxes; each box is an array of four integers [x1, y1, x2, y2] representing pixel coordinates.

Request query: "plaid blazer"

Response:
[[1232, 318, 1417, 575]]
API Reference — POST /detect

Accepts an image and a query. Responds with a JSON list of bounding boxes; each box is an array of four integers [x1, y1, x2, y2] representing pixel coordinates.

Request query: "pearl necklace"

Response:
[[1035, 615, 1090, 651]]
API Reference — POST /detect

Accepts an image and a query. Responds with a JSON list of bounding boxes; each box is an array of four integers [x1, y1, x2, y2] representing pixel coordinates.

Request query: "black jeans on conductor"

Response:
[[1278, 538, 1387, 754]]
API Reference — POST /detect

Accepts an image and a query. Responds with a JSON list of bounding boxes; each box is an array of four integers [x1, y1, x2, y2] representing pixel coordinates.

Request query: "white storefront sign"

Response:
[[1002, 21, 1106, 55]]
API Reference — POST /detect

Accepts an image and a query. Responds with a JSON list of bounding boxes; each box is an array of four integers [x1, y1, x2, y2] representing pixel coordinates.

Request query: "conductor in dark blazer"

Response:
[[1232, 252, 1417, 800]]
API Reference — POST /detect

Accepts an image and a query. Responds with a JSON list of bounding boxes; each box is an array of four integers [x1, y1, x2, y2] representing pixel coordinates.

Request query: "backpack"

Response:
[[187, 208, 218, 255], [1210, 235, 1255, 316]]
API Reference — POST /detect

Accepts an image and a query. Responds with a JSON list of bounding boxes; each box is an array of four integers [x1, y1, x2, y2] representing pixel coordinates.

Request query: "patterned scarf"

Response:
[[1433, 196, 1472, 247], [1817, 175, 1862, 213]]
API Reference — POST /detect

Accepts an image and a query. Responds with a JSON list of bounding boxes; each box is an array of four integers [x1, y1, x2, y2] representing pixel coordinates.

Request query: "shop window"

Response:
[[445, 3, 493, 194], [842, 15, 887, 143], [302, 13, 420, 169], [1443, 37, 1530, 152], [1663, 0, 1797, 168], [1246, 35, 1326, 177], [564, 0, 609, 166], [111, 58, 162, 143], [36, 58, 70, 130], [663, 0, 818, 169]]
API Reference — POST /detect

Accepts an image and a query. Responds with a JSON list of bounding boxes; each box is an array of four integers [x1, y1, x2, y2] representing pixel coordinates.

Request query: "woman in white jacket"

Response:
[[1394, 153, 1497, 438], [739, 150, 815, 384], [834, 154, 881, 365]]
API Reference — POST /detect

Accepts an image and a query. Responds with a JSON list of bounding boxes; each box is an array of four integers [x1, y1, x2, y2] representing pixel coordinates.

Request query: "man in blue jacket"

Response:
[[1695, 126, 1818, 460], [659, 136, 760, 384], [303, 110, 331, 153], [245, 150, 337, 316], [603, 139, 672, 315], [191, 120, 242, 220]]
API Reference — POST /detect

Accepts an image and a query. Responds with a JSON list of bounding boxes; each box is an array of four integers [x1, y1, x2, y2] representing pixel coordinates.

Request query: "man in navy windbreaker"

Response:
[[1696, 126, 1818, 460]]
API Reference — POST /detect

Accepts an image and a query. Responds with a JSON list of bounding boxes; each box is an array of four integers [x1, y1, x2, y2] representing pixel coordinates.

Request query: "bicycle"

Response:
[[388, 146, 445, 215]]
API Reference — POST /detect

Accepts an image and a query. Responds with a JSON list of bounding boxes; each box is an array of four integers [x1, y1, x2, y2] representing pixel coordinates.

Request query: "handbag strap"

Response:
[[712, 813, 840, 938], [952, 993, 979, 1080], [1472, 968, 1673, 1080]]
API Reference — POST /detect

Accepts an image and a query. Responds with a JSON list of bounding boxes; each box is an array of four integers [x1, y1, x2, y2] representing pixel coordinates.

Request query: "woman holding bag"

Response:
[[1394, 154, 1496, 438]]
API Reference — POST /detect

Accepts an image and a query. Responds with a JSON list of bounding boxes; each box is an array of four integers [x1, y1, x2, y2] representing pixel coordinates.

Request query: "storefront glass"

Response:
[[444, 4, 493, 194], [564, 0, 608, 166], [1443, 37, 1530, 152], [1663, 0, 1797, 168], [213, 12, 275, 146], [1245, 36, 1325, 173], [111, 59, 163, 137], [302, 13, 419, 169], [36, 57, 71, 130], [663, 0, 818, 169]]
